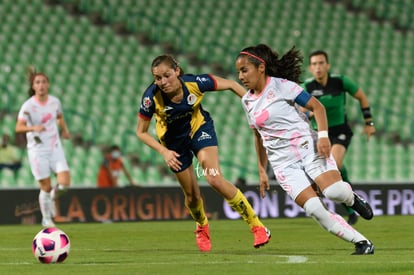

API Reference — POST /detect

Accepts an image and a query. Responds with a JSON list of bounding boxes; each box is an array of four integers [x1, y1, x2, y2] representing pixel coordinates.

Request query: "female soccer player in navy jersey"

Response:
[[235, 44, 374, 255], [16, 69, 71, 228], [136, 55, 270, 252]]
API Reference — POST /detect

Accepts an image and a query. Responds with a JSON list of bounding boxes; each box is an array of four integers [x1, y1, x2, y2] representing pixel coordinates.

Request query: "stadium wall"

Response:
[[2, 184, 414, 225]]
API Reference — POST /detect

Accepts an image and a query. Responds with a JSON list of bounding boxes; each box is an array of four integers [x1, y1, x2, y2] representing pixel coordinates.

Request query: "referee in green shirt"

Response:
[[302, 50, 376, 225]]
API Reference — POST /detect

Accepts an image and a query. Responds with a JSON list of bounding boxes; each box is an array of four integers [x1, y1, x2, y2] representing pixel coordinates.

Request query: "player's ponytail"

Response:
[[275, 46, 303, 84], [238, 44, 303, 84]]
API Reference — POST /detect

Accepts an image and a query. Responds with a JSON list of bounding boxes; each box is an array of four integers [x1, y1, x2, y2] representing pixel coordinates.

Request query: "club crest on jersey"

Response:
[[142, 96, 152, 110], [187, 94, 196, 105], [267, 90, 276, 101]]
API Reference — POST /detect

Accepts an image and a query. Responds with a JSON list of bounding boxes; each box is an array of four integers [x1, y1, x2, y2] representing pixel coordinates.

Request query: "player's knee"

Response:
[[322, 181, 353, 205]]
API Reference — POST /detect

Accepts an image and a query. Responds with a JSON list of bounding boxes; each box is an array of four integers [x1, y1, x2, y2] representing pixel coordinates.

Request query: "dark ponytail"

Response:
[[238, 44, 303, 83]]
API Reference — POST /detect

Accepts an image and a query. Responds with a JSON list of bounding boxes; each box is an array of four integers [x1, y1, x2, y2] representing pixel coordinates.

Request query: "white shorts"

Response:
[[272, 153, 338, 201], [28, 142, 69, 181]]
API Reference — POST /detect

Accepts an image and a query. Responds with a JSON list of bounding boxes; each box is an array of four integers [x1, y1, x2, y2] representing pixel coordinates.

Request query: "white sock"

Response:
[[39, 190, 53, 220], [322, 181, 354, 206], [303, 197, 366, 243]]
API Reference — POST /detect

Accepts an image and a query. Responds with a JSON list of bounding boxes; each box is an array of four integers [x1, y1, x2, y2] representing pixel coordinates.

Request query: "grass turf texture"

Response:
[[0, 215, 413, 274]]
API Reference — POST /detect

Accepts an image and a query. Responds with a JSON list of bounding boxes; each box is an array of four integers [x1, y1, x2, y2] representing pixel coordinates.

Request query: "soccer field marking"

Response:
[[285, 255, 308, 263], [0, 256, 308, 265], [3, 259, 414, 266], [1, 256, 308, 265]]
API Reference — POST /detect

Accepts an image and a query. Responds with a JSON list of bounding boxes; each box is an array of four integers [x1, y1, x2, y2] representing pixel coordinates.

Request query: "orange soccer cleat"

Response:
[[252, 226, 271, 248], [194, 224, 212, 252]]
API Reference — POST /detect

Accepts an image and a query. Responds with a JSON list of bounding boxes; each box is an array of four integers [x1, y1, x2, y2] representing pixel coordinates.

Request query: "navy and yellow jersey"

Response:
[[302, 74, 359, 128], [138, 74, 217, 146]]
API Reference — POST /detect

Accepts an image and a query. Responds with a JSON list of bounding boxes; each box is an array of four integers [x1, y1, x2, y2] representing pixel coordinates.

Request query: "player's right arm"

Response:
[[16, 103, 46, 134], [136, 116, 165, 155], [136, 116, 181, 171], [15, 119, 45, 134]]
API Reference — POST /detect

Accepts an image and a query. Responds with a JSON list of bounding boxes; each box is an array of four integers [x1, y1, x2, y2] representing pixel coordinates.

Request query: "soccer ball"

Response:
[[32, 227, 71, 264]]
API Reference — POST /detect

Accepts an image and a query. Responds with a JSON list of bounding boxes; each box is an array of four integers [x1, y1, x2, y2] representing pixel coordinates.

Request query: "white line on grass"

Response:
[[0, 255, 308, 265], [3, 260, 414, 266]]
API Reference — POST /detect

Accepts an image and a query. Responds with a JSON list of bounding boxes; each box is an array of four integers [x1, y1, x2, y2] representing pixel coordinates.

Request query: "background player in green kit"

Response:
[[302, 50, 376, 225]]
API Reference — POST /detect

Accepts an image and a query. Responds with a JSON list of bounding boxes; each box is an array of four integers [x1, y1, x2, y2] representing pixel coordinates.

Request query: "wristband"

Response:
[[361, 107, 372, 119], [318, 131, 329, 139]]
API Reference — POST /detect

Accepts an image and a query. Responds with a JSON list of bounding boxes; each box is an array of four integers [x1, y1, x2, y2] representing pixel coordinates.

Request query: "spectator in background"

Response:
[[0, 133, 22, 175], [96, 145, 138, 188], [15, 68, 71, 228], [302, 50, 376, 225]]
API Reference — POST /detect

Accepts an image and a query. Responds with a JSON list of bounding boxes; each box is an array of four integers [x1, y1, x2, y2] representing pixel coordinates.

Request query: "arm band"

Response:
[[361, 107, 372, 119], [318, 131, 329, 139], [295, 90, 312, 107]]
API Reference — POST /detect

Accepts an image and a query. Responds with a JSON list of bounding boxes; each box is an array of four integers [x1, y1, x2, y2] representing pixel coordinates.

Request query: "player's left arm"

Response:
[[211, 75, 247, 97], [298, 83, 314, 118], [253, 129, 270, 198], [303, 96, 331, 158], [352, 88, 376, 140], [57, 113, 70, 139]]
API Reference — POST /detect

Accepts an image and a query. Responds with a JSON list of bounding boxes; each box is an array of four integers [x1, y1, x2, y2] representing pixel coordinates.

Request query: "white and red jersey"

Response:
[[17, 95, 63, 150], [241, 77, 318, 169]]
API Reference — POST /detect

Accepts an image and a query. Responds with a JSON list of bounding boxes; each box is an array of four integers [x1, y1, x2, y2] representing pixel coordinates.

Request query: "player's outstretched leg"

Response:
[[226, 189, 271, 248], [304, 197, 374, 255]]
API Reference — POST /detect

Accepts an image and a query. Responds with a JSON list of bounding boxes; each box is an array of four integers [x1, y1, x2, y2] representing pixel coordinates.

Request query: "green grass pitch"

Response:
[[0, 215, 413, 274]]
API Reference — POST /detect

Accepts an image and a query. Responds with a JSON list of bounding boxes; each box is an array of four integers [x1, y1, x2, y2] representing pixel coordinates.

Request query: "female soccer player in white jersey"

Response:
[[235, 44, 374, 255], [16, 69, 71, 227]]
